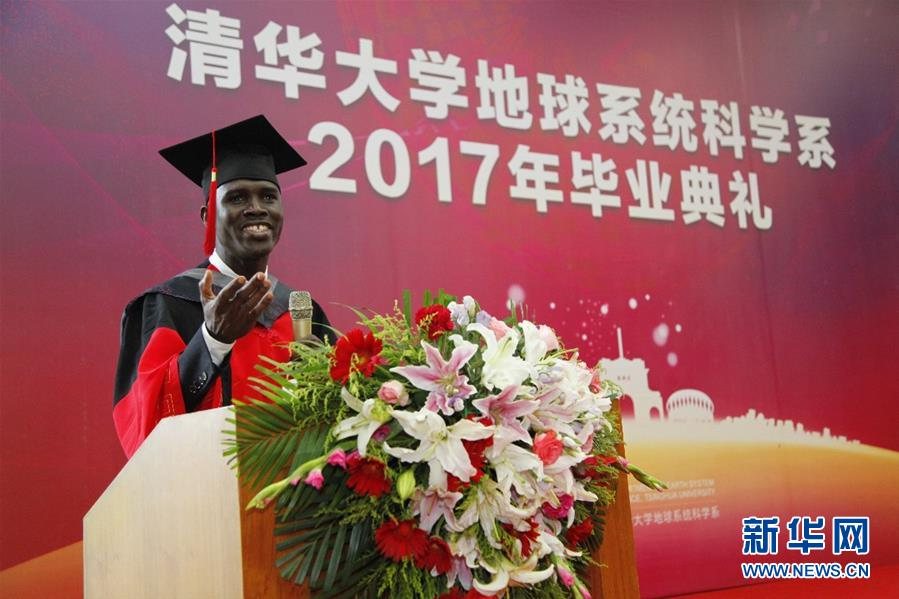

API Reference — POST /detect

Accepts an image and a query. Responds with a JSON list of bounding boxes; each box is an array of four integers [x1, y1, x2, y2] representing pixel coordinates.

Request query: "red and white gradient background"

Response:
[[1, 1, 897, 596]]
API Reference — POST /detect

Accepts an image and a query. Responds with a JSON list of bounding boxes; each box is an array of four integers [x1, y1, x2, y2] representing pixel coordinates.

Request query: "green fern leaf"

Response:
[[323, 522, 347, 591]]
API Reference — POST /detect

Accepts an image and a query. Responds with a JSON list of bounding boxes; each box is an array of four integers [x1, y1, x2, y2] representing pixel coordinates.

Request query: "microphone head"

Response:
[[289, 290, 313, 320]]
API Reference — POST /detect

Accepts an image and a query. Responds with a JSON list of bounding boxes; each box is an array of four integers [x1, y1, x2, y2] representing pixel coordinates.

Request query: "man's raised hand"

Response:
[[199, 270, 273, 343]]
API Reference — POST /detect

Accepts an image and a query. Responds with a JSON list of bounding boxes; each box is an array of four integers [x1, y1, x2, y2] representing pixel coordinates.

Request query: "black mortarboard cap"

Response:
[[157, 114, 306, 254], [159, 114, 306, 193]]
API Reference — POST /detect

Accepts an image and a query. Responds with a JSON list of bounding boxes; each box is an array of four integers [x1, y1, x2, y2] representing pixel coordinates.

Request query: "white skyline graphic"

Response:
[[600, 327, 858, 445]]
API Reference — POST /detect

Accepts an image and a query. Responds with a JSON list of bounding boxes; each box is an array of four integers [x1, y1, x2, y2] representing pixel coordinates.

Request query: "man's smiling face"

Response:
[[211, 178, 283, 265]]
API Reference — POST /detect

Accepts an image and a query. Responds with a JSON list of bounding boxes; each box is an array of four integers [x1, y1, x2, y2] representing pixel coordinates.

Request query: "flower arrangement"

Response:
[[227, 292, 663, 599]]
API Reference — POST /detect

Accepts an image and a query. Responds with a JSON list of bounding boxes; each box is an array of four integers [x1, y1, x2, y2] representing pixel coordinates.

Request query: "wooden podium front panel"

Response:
[[239, 482, 308, 598], [84, 408, 244, 599], [84, 405, 639, 598], [592, 400, 641, 599]]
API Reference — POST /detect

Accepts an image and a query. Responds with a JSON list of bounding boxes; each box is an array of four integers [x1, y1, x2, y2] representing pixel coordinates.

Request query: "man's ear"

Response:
[[200, 205, 207, 223]]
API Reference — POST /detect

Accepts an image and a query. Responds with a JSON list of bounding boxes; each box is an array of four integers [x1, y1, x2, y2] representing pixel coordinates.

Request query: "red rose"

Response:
[[415, 305, 454, 339], [329, 328, 385, 383], [414, 536, 453, 574], [589, 368, 602, 393], [534, 430, 564, 466], [375, 519, 429, 562], [565, 517, 594, 547], [346, 454, 391, 497]]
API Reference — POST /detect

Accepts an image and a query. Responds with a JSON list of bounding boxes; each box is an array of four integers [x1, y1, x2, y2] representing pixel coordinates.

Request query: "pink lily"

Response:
[[472, 384, 538, 444], [391, 336, 477, 415], [412, 487, 463, 533]]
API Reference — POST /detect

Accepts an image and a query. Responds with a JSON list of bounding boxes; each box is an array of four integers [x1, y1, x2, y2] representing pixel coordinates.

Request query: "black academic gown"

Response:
[[113, 262, 331, 457]]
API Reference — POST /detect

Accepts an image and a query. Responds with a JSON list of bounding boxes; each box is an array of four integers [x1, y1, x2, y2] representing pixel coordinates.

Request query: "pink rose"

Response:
[[538, 324, 560, 352], [534, 430, 564, 466], [378, 380, 410, 406], [488, 317, 511, 340]]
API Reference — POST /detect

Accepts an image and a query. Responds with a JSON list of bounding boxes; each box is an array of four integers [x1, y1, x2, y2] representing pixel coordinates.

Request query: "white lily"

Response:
[[472, 552, 556, 595], [451, 477, 532, 548], [534, 526, 581, 559], [332, 388, 392, 456], [451, 532, 481, 569], [519, 320, 550, 367], [487, 427, 543, 497], [384, 407, 492, 488], [467, 323, 530, 391], [543, 451, 585, 496]]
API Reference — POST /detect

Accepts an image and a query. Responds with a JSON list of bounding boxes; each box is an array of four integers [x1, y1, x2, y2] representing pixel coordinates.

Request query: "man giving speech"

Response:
[[113, 115, 331, 458]]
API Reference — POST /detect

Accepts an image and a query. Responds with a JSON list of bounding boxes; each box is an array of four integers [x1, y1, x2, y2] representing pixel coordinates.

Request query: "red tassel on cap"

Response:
[[203, 130, 217, 255]]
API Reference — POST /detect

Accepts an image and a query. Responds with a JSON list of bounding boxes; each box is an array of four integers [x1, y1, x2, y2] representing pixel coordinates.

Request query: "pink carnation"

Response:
[[304, 469, 324, 490], [327, 448, 348, 469], [541, 493, 574, 519]]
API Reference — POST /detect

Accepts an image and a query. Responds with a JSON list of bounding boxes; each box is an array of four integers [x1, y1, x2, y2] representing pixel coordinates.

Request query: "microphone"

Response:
[[289, 291, 313, 341]]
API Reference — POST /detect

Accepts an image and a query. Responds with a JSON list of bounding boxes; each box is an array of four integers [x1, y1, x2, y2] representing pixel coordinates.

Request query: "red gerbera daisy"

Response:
[[415, 304, 454, 339], [346, 454, 391, 497], [329, 328, 385, 383], [565, 517, 594, 547], [414, 536, 453, 574], [438, 589, 492, 599], [375, 519, 429, 562]]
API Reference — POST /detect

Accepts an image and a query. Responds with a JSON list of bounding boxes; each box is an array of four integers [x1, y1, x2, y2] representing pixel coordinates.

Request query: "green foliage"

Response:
[[509, 582, 570, 599], [223, 399, 303, 490], [402, 289, 413, 325], [272, 471, 384, 595], [367, 560, 444, 599]]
